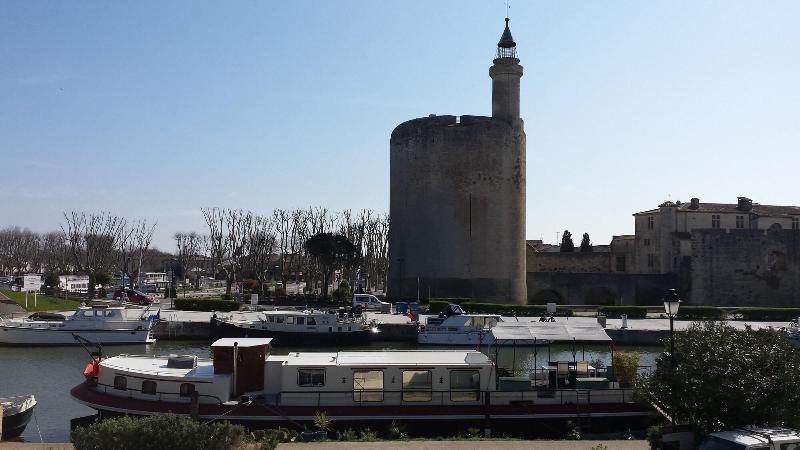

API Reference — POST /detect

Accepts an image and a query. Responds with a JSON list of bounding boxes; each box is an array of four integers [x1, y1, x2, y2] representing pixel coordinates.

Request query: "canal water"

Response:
[[0, 341, 661, 443]]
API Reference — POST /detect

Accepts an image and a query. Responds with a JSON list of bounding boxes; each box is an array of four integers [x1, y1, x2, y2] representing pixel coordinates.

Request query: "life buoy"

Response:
[[83, 360, 100, 378]]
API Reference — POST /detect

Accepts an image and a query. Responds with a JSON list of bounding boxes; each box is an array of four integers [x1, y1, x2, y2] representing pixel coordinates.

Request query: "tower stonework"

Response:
[[387, 19, 526, 304]]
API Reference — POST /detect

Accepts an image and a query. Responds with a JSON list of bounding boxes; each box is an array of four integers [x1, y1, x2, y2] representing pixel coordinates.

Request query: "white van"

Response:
[[352, 294, 390, 311], [699, 427, 800, 450]]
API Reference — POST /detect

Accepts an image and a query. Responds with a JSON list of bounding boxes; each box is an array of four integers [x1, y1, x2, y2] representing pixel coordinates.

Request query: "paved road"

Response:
[[278, 440, 648, 450], [0, 290, 25, 315], [157, 308, 793, 332]]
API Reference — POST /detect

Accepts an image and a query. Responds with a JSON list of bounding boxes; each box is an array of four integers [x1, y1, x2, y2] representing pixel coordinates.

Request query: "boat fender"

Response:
[[83, 360, 101, 378]]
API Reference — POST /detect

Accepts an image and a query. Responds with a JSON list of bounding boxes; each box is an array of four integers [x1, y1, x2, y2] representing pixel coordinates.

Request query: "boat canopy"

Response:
[[490, 322, 611, 343], [439, 303, 466, 317]]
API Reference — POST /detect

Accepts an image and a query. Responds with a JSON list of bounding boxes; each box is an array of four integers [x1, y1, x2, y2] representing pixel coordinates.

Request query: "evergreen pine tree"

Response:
[[560, 230, 575, 252], [580, 233, 592, 252]]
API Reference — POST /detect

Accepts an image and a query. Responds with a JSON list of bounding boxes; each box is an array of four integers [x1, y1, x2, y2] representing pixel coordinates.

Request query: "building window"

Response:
[[141, 380, 157, 395], [793, 217, 799, 230], [736, 216, 744, 229], [450, 370, 480, 402], [113, 376, 127, 391], [353, 370, 384, 402], [402, 370, 432, 402], [643, 238, 651, 247], [647, 216, 654, 230], [647, 254, 655, 268], [297, 368, 325, 387], [711, 215, 721, 229], [615, 256, 626, 272], [179, 383, 196, 397]]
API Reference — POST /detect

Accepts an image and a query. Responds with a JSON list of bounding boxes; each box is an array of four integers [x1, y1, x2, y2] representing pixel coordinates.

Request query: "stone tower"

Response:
[[387, 19, 526, 304]]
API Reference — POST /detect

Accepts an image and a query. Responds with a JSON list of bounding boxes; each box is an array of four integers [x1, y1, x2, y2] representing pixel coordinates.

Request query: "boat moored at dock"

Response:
[[0, 304, 157, 346], [70, 338, 653, 431], [210, 309, 375, 346], [1, 394, 36, 440]]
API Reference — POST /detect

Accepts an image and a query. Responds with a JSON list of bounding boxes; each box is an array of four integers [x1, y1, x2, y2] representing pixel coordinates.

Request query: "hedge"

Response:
[[597, 306, 648, 319], [732, 307, 800, 322], [174, 298, 238, 312], [676, 306, 725, 321], [427, 299, 573, 317]]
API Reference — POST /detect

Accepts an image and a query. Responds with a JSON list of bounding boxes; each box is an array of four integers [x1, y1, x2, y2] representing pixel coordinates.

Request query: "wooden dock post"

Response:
[[190, 391, 200, 420]]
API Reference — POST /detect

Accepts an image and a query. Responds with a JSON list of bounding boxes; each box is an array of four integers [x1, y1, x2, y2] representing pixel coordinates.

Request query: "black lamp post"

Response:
[[663, 288, 681, 428], [663, 289, 682, 357]]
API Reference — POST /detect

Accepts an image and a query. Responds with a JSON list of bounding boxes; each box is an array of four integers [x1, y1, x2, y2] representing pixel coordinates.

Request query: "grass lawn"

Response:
[[0, 289, 82, 312]]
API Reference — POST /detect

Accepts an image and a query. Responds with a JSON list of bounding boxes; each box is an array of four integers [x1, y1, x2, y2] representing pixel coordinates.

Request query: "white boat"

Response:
[[210, 309, 375, 346], [0, 304, 157, 345], [1, 394, 36, 440], [417, 307, 505, 346], [70, 338, 651, 431]]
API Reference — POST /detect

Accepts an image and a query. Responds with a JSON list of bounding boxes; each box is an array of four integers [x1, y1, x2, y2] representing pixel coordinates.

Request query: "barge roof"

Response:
[[102, 355, 218, 381], [281, 350, 491, 367]]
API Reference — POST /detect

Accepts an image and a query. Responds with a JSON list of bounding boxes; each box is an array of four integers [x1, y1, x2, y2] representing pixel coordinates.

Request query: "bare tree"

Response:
[[244, 215, 277, 297], [40, 231, 70, 275], [174, 231, 206, 292], [0, 227, 41, 276], [118, 219, 157, 289], [60, 212, 126, 298], [201, 208, 254, 296]]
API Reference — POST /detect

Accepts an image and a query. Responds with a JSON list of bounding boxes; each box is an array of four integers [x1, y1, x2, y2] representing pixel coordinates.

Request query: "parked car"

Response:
[[352, 294, 390, 311], [699, 427, 800, 450], [113, 288, 155, 305]]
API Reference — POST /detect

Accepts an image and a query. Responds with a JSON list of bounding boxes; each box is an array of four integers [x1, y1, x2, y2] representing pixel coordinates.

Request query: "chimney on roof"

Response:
[[737, 197, 753, 211], [689, 198, 700, 210]]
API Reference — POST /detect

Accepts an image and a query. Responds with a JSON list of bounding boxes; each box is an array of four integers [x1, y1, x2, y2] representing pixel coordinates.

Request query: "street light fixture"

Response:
[[663, 289, 681, 357]]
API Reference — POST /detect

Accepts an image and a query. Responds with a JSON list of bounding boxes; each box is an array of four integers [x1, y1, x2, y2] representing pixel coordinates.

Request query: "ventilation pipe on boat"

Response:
[[233, 341, 238, 395]]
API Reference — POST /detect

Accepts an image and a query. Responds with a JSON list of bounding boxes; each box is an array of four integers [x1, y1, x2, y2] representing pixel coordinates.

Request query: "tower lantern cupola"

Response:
[[497, 17, 517, 58], [489, 17, 523, 124]]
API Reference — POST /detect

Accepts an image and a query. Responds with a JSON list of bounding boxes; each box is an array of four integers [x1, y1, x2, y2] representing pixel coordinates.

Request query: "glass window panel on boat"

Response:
[[287, 317, 295, 324], [180, 383, 195, 397], [267, 316, 275, 323], [277, 316, 284, 324], [141, 380, 157, 395], [296, 317, 305, 325], [297, 368, 325, 387], [450, 370, 480, 402], [307, 317, 316, 325], [353, 370, 383, 402], [402, 370, 432, 402], [113, 376, 127, 391]]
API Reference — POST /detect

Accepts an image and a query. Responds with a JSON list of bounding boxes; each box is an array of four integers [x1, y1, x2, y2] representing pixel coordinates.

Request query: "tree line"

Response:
[[0, 207, 389, 299]]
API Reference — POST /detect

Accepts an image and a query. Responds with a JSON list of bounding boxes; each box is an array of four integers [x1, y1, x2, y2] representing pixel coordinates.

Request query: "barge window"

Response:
[[141, 380, 157, 395], [353, 370, 383, 402], [296, 317, 305, 325], [307, 317, 316, 325], [286, 316, 295, 324], [450, 370, 480, 401], [180, 383, 196, 397], [113, 376, 127, 391], [297, 368, 325, 387], [402, 370, 432, 402], [267, 316, 275, 323], [276, 316, 284, 324]]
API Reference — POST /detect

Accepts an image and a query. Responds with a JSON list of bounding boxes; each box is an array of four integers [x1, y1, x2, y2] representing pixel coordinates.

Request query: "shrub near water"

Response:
[[71, 415, 249, 450]]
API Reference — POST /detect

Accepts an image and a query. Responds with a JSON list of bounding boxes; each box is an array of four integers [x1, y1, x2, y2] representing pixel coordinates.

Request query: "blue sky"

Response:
[[1, 1, 799, 250]]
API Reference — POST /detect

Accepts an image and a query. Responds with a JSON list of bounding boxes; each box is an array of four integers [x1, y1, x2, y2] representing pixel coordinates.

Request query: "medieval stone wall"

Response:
[[526, 251, 610, 273], [688, 228, 800, 306]]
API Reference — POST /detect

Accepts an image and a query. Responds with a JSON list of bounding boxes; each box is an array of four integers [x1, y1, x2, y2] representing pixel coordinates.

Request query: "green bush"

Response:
[[733, 307, 800, 321], [597, 306, 648, 319], [676, 306, 725, 320], [174, 298, 238, 312], [71, 414, 248, 450], [427, 299, 573, 317]]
